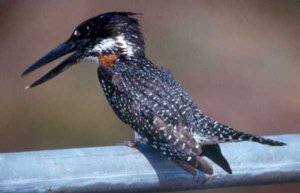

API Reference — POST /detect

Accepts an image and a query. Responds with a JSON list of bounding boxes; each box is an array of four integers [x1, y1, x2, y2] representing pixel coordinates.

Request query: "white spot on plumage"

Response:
[[159, 127, 166, 131], [187, 156, 192, 162]]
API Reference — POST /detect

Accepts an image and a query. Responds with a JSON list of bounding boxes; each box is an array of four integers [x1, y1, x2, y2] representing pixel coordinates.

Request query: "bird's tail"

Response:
[[201, 144, 232, 174], [235, 132, 286, 146], [215, 124, 286, 146]]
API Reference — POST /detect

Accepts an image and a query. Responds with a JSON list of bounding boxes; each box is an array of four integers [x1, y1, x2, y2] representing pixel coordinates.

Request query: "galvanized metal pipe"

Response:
[[0, 134, 299, 193]]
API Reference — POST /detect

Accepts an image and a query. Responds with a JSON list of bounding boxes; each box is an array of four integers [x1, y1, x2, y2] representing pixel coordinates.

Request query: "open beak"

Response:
[[21, 41, 80, 89]]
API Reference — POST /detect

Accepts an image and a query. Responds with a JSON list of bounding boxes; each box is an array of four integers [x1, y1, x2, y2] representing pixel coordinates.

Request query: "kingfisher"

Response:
[[21, 12, 285, 176]]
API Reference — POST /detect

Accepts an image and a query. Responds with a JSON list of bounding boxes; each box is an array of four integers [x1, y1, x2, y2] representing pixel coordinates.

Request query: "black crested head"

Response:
[[70, 12, 145, 57], [21, 12, 145, 89]]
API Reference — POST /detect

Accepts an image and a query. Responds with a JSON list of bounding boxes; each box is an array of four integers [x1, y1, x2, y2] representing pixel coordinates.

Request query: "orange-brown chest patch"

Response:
[[98, 54, 119, 68]]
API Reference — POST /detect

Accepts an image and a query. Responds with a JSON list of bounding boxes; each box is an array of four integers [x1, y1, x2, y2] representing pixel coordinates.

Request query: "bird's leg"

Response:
[[115, 132, 147, 147], [134, 132, 148, 144]]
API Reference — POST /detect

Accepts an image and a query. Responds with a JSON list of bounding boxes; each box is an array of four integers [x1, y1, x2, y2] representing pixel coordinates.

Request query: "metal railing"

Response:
[[0, 134, 299, 193]]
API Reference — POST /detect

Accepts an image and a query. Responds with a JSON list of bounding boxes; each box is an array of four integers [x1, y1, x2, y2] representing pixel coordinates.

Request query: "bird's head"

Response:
[[21, 12, 144, 89]]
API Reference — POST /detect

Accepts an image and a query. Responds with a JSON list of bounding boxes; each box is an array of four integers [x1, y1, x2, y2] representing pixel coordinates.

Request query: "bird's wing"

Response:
[[110, 65, 214, 174], [151, 115, 202, 156], [151, 115, 213, 175], [111, 70, 201, 156]]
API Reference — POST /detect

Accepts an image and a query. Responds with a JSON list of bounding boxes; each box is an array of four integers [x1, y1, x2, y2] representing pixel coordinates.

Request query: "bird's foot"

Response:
[[115, 140, 138, 148]]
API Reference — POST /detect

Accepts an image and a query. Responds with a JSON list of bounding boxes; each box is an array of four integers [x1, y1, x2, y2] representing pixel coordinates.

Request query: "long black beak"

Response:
[[21, 41, 78, 89]]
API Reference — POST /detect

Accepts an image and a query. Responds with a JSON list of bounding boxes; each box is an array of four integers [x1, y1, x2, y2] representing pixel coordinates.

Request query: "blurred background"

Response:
[[0, 0, 299, 192]]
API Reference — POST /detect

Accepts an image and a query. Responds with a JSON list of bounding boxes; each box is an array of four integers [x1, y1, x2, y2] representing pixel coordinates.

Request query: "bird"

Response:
[[21, 12, 286, 176]]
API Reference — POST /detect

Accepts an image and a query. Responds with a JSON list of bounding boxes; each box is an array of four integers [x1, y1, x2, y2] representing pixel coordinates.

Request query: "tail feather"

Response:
[[202, 144, 232, 174], [212, 123, 286, 146], [228, 130, 286, 146]]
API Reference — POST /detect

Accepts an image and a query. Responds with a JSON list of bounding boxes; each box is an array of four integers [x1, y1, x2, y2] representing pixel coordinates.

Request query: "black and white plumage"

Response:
[[22, 12, 286, 175]]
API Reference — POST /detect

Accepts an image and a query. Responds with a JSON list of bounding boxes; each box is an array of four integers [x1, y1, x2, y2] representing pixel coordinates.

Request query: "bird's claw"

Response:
[[115, 140, 138, 147]]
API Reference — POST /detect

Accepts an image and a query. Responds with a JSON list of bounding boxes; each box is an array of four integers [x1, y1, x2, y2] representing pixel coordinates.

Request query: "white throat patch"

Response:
[[91, 35, 134, 56]]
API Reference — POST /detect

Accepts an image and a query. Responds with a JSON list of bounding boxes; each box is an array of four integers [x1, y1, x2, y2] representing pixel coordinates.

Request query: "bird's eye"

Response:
[[74, 30, 81, 37], [73, 25, 91, 38]]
